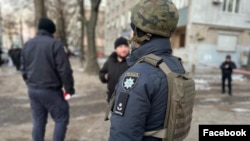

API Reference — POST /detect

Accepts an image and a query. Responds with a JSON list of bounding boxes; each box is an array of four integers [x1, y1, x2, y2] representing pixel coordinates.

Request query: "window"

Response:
[[180, 33, 185, 48], [223, 0, 240, 13], [217, 34, 238, 52]]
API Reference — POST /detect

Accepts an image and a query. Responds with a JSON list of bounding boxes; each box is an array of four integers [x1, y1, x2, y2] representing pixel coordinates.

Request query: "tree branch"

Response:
[[94, 0, 101, 11], [77, 0, 87, 23]]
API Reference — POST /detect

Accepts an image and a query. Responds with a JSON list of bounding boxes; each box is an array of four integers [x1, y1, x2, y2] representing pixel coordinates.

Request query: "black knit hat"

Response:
[[38, 18, 56, 34], [114, 37, 129, 49], [226, 55, 231, 59]]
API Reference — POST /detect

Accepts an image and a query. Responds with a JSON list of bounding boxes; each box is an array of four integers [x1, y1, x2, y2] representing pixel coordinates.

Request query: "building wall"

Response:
[[187, 0, 250, 72], [172, 0, 250, 72], [186, 24, 250, 73], [104, 0, 250, 73], [190, 0, 250, 29], [104, 0, 140, 56]]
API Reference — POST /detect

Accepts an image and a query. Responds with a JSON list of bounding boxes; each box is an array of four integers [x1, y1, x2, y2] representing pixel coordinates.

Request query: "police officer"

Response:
[[21, 18, 75, 141], [220, 55, 237, 95], [108, 0, 185, 141]]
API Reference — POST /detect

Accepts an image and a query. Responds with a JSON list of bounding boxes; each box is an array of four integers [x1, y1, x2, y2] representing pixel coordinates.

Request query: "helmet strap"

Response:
[[132, 27, 152, 44]]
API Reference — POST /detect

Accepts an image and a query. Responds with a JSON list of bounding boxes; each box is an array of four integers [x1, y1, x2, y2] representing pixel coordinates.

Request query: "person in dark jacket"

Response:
[[220, 55, 237, 95], [21, 18, 75, 141], [108, 1, 184, 141], [9, 45, 22, 71], [99, 37, 130, 103], [0, 48, 3, 66]]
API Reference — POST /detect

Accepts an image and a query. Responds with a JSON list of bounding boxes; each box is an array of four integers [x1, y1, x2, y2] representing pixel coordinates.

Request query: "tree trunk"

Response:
[[55, 0, 69, 53], [78, 0, 85, 67], [85, 23, 100, 74], [34, 0, 47, 27], [8, 32, 13, 44], [84, 0, 101, 75], [19, 19, 24, 47], [0, 5, 3, 48]]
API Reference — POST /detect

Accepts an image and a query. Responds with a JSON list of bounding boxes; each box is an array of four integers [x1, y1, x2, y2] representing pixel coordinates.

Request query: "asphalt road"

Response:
[[0, 59, 250, 141]]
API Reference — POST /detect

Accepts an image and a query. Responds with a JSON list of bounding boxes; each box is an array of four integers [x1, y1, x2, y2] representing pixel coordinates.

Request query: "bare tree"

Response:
[[79, 0, 101, 75], [3, 16, 18, 44], [19, 19, 24, 46], [34, 0, 47, 26], [0, 5, 3, 48], [78, 0, 85, 67], [0, 0, 33, 48], [54, 0, 69, 52]]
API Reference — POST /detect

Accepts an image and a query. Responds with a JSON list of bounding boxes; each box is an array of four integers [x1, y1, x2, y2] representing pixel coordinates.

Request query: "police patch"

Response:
[[122, 72, 140, 91]]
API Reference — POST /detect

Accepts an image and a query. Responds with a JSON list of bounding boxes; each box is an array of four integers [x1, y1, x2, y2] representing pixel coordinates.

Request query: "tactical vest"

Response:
[[105, 54, 196, 141]]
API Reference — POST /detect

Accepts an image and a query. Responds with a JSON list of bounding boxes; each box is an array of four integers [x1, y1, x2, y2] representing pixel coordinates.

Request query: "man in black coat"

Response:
[[99, 37, 130, 103], [220, 55, 237, 95], [0, 48, 3, 66], [21, 18, 75, 141], [10, 46, 22, 71]]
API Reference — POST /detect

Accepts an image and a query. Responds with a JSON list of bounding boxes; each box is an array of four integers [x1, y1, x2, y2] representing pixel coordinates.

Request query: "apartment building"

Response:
[[104, 0, 140, 55], [104, 0, 250, 73], [172, 0, 250, 72]]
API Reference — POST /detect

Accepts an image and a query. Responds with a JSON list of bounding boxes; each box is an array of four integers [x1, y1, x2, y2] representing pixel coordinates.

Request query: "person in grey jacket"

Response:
[[21, 18, 74, 141], [108, 0, 184, 141]]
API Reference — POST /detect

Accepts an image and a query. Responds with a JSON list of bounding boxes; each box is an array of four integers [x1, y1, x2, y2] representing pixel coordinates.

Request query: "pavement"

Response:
[[0, 58, 250, 141]]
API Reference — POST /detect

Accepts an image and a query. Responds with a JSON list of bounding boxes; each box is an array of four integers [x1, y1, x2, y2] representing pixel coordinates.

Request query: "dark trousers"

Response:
[[28, 88, 69, 141], [222, 74, 232, 95]]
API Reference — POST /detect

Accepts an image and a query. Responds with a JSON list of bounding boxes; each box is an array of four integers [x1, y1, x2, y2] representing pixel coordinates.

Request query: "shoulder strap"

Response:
[[136, 54, 175, 139], [135, 54, 172, 75]]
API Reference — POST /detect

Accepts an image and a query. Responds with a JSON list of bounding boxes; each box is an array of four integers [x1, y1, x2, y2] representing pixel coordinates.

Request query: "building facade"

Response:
[[104, 0, 140, 55], [172, 0, 250, 73], [104, 0, 250, 73]]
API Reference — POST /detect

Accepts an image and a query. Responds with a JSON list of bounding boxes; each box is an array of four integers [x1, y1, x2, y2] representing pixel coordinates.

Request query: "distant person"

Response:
[[8, 45, 15, 67], [8, 44, 21, 70], [20, 18, 75, 141], [220, 55, 237, 95], [99, 37, 130, 103], [11, 46, 22, 71], [0, 48, 3, 66]]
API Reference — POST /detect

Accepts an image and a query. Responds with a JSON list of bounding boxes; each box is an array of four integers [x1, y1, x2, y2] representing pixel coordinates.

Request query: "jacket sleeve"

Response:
[[220, 62, 225, 70], [99, 60, 109, 83], [231, 62, 237, 69], [54, 40, 75, 95], [109, 71, 155, 141]]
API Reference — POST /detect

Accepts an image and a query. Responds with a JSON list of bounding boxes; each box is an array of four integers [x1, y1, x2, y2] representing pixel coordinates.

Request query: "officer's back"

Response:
[[108, 0, 184, 141], [22, 20, 73, 91], [21, 18, 74, 141]]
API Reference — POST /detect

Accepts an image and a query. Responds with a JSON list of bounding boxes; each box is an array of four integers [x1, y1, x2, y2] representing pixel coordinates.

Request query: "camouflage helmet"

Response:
[[131, 0, 179, 38]]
